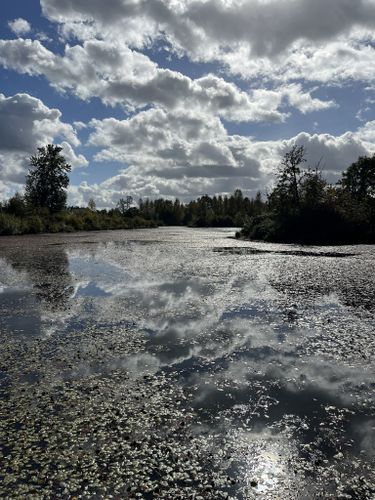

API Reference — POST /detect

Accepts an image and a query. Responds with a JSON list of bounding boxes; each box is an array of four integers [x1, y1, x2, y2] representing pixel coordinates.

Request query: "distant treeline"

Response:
[[0, 201, 158, 235], [138, 191, 264, 227], [2, 143, 375, 243], [0, 189, 263, 236], [0, 145, 154, 235], [238, 146, 375, 244], [0, 144, 263, 236]]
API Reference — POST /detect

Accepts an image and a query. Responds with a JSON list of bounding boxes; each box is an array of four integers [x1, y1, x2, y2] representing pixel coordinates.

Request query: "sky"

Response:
[[1, 0, 375, 207]]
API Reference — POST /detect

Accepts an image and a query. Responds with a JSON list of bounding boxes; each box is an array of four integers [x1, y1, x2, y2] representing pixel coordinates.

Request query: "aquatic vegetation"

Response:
[[0, 228, 374, 498]]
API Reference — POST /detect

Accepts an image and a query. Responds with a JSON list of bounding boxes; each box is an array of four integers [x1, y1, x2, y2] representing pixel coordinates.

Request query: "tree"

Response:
[[6, 192, 27, 216], [117, 196, 133, 216], [254, 191, 264, 213], [269, 145, 306, 210], [340, 155, 375, 199], [25, 144, 71, 212], [300, 167, 327, 208], [87, 198, 97, 211]]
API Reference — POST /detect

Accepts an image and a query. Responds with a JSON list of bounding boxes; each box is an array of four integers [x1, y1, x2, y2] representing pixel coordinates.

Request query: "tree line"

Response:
[[0, 145, 155, 235], [238, 145, 375, 244], [137, 190, 263, 227], [0, 144, 264, 235], [1, 143, 375, 243]]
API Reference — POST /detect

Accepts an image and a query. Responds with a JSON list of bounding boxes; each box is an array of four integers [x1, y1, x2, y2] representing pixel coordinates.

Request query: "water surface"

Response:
[[0, 227, 374, 498]]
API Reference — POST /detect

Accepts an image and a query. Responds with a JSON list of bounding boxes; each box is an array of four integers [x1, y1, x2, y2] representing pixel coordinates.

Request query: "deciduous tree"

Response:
[[25, 144, 71, 212]]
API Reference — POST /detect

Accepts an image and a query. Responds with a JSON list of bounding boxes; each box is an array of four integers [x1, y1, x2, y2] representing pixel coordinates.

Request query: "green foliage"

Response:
[[3, 139, 375, 244], [0, 213, 22, 235], [240, 147, 375, 244], [5, 192, 27, 217], [138, 190, 264, 227], [25, 144, 71, 212], [340, 155, 375, 198], [0, 185, 263, 236], [1, 142, 262, 236], [240, 214, 277, 241], [117, 196, 133, 216], [299, 168, 327, 208], [24, 215, 44, 234]]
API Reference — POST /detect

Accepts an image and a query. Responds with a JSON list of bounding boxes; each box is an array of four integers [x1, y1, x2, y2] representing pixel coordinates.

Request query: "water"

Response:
[[0, 227, 374, 498]]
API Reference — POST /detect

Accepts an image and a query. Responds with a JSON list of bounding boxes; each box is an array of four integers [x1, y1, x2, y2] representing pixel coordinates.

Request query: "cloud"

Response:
[[2, 1, 373, 205], [8, 18, 31, 36], [66, 107, 268, 206], [277, 131, 370, 177], [38, 0, 375, 85], [222, 36, 375, 83], [40, 0, 375, 55], [0, 93, 80, 151], [60, 141, 89, 169], [0, 37, 337, 121], [65, 108, 374, 208], [356, 119, 375, 144], [87, 107, 261, 174], [0, 38, 297, 122], [282, 84, 337, 114], [0, 93, 87, 196]]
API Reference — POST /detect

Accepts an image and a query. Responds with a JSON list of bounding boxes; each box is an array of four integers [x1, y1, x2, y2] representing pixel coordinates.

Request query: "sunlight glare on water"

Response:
[[0, 227, 374, 498]]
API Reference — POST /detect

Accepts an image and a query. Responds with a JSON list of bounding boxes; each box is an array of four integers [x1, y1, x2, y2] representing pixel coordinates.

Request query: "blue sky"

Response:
[[1, 0, 375, 206]]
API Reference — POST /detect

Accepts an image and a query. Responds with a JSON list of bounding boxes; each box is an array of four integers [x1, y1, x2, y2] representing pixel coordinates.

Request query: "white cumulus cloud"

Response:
[[8, 18, 31, 36], [0, 93, 87, 197]]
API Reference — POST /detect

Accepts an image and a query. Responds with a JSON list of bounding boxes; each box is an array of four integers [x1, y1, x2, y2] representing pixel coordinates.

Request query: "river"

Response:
[[0, 227, 374, 498]]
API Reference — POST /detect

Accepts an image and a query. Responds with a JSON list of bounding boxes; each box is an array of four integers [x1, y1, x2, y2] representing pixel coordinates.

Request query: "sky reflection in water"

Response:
[[0, 227, 374, 497]]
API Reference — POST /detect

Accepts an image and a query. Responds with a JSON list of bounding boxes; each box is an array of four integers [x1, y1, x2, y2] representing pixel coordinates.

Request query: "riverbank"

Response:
[[236, 210, 375, 245], [0, 209, 157, 236]]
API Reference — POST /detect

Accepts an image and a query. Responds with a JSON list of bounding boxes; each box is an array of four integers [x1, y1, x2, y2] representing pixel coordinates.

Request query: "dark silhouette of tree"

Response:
[[270, 145, 306, 210], [117, 196, 133, 216], [25, 144, 71, 212], [239, 145, 375, 244], [136, 189, 263, 228], [300, 167, 327, 208], [340, 155, 375, 199], [5, 192, 27, 217], [253, 191, 264, 214]]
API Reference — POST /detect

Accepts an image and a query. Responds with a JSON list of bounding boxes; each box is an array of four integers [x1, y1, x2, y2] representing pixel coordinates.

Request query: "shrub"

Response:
[[239, 214, 277, 241], [68, 215, 85, 231], [0, 213, 22, 235], [24, 215, 44, 234]]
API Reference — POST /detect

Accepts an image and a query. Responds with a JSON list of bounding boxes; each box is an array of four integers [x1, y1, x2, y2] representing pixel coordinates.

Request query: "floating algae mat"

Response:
[[0, 227, 374, 498]]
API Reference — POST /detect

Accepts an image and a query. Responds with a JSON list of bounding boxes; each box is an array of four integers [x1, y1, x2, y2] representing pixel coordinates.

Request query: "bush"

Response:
[[66, 214, 85, 231], [82, 213, 103, 231], [24, 215, 44, 234], [0, 213, 22, 235], [239, 214, 277, 241]]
